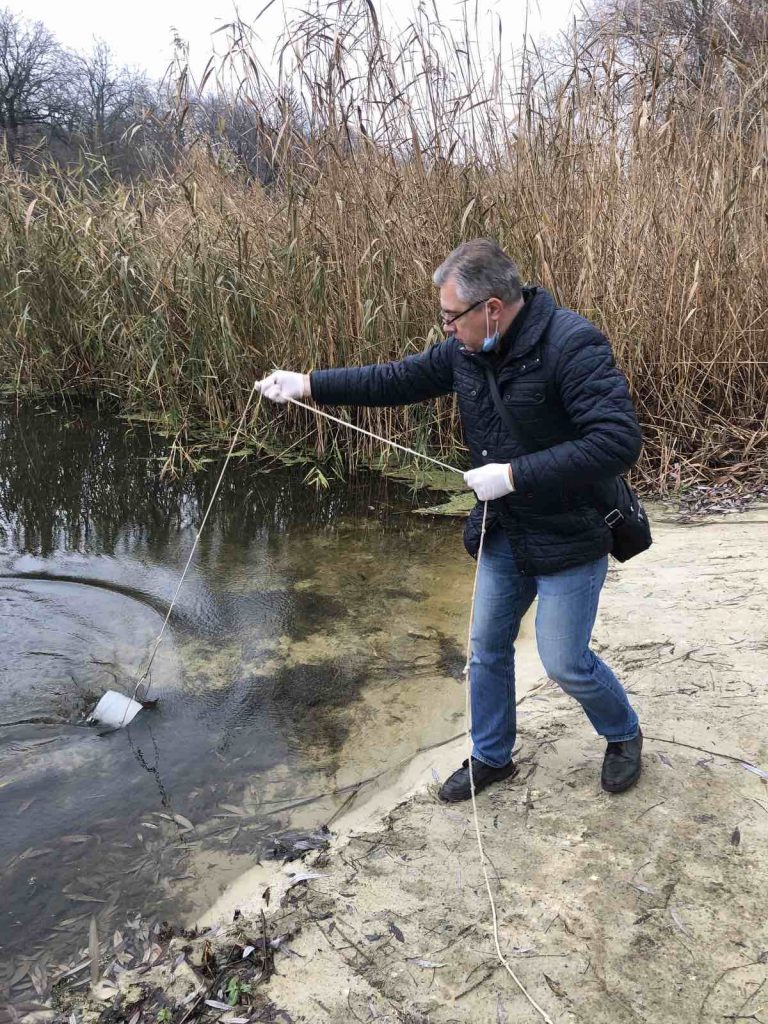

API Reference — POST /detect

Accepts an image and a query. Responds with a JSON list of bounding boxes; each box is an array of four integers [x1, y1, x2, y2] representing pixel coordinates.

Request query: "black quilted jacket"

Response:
[[310, 287, 643, 575]]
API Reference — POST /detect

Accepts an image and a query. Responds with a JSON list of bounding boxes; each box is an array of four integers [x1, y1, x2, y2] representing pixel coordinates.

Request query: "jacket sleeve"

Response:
[[309, 340, 456, 407], [510, 327, 642, 493]]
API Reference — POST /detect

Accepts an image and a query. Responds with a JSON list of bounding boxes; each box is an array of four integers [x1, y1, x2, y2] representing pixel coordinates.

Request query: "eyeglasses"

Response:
[[439, 297, 486, 326]]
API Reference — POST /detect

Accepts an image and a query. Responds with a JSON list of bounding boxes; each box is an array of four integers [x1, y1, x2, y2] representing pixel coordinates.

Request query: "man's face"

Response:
[[439, 278, 492, 352]]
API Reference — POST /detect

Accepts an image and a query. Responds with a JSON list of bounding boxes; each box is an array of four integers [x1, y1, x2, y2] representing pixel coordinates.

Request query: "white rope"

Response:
[[127, 382, 260, 713], [128, 389, 555, 1020], [291, 395, 554, 1021], [463, 503, 556, 1023], [285, 396, 464, 476]]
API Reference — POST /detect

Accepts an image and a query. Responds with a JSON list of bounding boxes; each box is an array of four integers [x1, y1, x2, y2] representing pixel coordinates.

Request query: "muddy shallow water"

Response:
[[0, 404, 472, 976]]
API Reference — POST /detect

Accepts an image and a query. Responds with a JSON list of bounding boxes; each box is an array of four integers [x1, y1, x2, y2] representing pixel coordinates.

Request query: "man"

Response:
[[256, 238, 643, 802]]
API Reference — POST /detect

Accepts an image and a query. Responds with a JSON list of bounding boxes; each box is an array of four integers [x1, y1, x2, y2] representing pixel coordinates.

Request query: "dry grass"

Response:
[[0, 0, 766, 490]]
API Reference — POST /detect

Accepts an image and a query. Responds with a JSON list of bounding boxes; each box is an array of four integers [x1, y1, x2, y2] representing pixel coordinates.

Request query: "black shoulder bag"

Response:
[[481, 363, 652, 563]]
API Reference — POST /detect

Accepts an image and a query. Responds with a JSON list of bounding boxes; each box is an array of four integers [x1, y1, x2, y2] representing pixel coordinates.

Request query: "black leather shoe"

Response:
[[437, 757, 518, 803], [601, 729, 643, 793]]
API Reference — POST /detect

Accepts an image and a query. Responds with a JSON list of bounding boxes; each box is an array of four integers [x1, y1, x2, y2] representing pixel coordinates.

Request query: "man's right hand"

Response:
[[255, 370, 311, 404]]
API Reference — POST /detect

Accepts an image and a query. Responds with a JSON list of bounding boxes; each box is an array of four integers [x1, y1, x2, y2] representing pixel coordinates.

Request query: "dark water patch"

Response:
[[380, 586, 424, 600], [206, 659, 371, 756], [271, 661, 370, 751], [436, 632, 467, 680], [285, 592, 350, 641]]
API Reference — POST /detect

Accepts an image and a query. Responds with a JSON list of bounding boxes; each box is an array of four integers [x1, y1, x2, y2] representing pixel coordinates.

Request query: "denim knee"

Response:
[[538, 642, 590, 687]]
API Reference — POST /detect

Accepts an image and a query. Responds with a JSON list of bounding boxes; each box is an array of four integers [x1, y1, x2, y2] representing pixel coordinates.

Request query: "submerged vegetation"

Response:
[[0, 0, 766, 490]]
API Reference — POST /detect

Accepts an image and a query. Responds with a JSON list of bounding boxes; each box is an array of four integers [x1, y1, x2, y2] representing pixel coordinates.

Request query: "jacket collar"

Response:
[[460, 287, 557, 364]]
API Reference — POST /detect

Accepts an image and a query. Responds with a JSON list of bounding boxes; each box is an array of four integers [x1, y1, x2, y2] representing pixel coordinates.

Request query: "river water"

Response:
[[0, 404, 471, 996]]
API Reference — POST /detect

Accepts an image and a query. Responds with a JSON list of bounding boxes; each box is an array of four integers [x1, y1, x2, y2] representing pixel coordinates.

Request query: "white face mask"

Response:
[[482, 307, 499, 352]]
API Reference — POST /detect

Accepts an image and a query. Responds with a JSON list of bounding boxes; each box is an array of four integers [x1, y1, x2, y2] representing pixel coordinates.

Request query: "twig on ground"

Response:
[[645, 735, 764, 771], [699, 959, 766, 1020], [453, 961, 502, 1000]]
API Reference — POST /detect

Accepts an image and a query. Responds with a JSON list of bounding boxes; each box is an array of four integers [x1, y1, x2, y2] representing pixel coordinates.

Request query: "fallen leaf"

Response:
[[29, 962, 49, 999], [218, 803, 247, 816], [730, 827, 741, 846], [670, 908, 691, 936], [284, 872, 327, 890], [89, 917, 100, 986], [173, 814, 195, 831], [388, 922, 405, 943], [543, 974, 567, 998], [18, 847, 55, 861], [52, 958, 90, 983], [8, 963, 30, 988], [406, 958, 445, 969]]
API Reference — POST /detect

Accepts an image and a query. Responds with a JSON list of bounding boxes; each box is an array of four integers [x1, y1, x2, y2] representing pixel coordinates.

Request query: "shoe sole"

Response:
[[437, 763, 519, 803], [601, 765, 642, 794]]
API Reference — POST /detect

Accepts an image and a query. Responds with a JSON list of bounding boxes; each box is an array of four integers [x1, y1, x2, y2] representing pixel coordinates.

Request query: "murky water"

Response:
[[0, 404, 471, 993]]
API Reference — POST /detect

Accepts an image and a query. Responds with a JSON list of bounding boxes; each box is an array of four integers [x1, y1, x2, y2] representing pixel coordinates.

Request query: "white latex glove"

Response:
[[464, 463, 515, 501], [255, 370, 311, 404]]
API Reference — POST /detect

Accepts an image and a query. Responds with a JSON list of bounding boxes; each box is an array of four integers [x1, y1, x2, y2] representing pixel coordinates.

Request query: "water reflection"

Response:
[[0, 402, 470, 989], [0, 404, 418, 555]]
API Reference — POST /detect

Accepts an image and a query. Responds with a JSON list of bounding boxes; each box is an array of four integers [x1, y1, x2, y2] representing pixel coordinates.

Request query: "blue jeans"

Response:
[[469, 527, 639, 767]]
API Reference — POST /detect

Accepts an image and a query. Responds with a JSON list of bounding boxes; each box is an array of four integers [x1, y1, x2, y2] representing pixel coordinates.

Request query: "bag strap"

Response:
[[480, 361, 531, 452]]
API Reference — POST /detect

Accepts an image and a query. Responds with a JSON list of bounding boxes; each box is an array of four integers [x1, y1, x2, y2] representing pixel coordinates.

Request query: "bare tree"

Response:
[[0, 7, 68, 161], [575, 0, 768, 86], [190, 88, 307, 185], [67, 40, 145, 152]]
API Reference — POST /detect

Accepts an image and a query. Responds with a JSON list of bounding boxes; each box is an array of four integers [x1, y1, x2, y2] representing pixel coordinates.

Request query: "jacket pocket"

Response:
[[503, 382, 546, 406], [499, 381, 548, 426]]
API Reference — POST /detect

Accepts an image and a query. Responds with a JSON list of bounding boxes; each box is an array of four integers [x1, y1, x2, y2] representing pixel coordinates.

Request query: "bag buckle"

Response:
[[605, 508, 624, 527]]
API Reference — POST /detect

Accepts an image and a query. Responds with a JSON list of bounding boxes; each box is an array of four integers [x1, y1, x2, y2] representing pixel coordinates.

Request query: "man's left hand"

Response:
[[464, 463, 515, 501]]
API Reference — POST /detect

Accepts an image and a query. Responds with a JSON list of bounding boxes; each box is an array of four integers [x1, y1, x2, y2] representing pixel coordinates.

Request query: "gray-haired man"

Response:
[[257, 239, 643, 801]]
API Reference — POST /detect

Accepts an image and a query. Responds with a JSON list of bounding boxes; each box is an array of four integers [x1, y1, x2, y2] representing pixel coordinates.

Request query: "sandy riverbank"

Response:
[[53, 504, 768, 1024]]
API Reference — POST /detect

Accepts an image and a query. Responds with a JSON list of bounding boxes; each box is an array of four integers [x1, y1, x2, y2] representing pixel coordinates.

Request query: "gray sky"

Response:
[[12, 0, 577, 80]]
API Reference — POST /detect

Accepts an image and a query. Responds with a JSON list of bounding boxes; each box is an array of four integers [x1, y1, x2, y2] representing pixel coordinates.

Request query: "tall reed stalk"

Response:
[[0, 0, 766, 489]]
